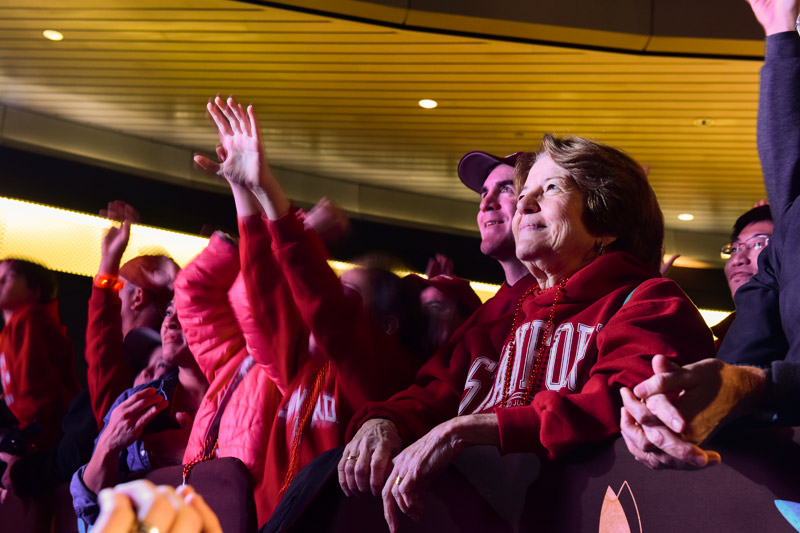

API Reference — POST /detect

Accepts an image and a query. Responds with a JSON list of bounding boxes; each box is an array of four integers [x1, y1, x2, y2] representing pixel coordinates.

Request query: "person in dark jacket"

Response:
[[620, 0, 800, 469]]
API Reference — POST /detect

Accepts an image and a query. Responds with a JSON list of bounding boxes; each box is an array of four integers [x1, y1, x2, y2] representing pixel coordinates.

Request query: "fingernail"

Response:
[[671, 419, 682, 431]]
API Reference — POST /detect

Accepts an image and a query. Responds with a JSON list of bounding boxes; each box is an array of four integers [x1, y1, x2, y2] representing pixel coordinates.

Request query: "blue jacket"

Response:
[[70, 370, 179, 525]]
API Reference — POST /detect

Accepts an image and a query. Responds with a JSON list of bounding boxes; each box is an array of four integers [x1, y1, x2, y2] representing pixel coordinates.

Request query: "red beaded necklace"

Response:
[[500, 277, 569, 408], [279, 361, 330, 497]]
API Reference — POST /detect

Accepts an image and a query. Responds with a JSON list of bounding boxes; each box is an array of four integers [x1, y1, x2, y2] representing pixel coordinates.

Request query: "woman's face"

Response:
[[160, 302, 190, 366], [512, 154, 597, 272]]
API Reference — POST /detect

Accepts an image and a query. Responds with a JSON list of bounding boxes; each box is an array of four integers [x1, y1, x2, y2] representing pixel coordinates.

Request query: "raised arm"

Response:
[[753, 0, 800, 222], [86, 202, 140, 429], [194, 96, 305, 391], [173, 233, 246, 382]]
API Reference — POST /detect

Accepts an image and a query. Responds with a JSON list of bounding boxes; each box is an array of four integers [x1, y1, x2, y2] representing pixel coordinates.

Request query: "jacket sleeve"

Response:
[[173, 233, 247, 383], [238, 213, 305, 393], [719, 31, 800, 425], [758, 31, 800, 225], [494, 280, 715, 459], [268, 210, 415, 409], [758, 31, 800, 426], [85, 286, 134, 429], [4, 309, 75, 440], [346, 313, 480, 444]]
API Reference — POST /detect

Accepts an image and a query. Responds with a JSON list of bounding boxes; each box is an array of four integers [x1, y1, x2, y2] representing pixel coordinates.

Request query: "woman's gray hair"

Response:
[[514, 134, 664, 270]]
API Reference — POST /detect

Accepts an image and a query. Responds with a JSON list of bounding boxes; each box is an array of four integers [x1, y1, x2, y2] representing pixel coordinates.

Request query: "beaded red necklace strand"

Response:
[[279, 361, 330, 497], [182, 436, 219, 485], [500, 277, 569, 408]]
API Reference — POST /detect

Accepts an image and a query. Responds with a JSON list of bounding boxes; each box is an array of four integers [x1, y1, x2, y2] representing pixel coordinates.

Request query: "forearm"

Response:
[[86, 288, 131, 427], [758, 31, 800, 219], [443, 413, 500, 450], [251, 168, 290, 220], [82, 440, 121, 494], [229, 182, 262, 217], [238, 213, 302, 389]]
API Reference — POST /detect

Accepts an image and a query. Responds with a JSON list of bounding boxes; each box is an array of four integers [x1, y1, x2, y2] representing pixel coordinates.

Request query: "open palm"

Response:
[[195, 96, 267, 189]]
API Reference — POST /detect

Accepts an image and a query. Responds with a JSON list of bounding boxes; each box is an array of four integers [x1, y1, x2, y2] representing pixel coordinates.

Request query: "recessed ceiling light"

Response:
[[677, 213, 695, 221], [42, 30, 64, 41], [693, 118, 714, 127], [418, 99, 437, 109]]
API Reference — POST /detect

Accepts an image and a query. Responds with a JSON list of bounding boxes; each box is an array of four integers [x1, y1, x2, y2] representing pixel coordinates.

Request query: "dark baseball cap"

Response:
[[457, 151, 523, 193]]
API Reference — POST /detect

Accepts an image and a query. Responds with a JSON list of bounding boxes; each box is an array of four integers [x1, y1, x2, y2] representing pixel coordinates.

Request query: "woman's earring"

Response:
[[598, 241, 605, 256]]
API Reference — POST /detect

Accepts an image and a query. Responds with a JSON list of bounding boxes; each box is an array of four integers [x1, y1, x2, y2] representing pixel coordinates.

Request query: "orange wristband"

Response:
[[94, 274, 124, 291]]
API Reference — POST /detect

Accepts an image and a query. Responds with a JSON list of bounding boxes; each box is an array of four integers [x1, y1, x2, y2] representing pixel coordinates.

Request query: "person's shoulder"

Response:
[[623, 276, 692, 304], [482, 275, 535, 312]]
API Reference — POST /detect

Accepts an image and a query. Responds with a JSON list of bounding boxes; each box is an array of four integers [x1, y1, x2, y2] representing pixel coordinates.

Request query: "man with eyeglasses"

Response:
[[619, 0, 800, 470], [712, 205, 774, 342]]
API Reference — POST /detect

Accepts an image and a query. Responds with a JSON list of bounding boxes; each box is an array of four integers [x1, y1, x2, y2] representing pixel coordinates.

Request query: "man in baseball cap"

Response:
[[458, 151, 528, 285], [338, 150, 534, 506]]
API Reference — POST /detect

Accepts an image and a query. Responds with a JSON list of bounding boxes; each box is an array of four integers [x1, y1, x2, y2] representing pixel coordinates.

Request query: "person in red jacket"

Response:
[[0, 259, 80, 449], [86, 201, 179, 429], [336, 135, 715, 532], [194, 95, 427, 523]]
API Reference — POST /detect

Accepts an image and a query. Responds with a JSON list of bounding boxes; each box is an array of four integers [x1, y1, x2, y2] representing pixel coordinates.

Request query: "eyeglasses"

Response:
[[720, 234, 770, 259]]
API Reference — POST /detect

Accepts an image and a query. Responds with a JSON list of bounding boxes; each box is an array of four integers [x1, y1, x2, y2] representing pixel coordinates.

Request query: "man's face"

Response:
[[0, 261, 37, 312], [477, 165, 517, 260], [724, 220, 774, 298]]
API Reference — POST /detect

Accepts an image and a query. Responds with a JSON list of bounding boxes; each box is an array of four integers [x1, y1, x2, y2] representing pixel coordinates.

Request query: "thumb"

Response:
[[652, 354, 679, 375], [194, 154, 221, 174]]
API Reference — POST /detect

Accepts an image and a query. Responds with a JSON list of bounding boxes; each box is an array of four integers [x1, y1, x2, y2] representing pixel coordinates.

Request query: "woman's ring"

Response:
[[346, 455, 358, 460], [394, 476, 403, 485]]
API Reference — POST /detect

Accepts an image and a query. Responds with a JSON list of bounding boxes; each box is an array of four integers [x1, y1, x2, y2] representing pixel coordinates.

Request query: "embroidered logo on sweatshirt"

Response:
[[459, 320, 599, 414]]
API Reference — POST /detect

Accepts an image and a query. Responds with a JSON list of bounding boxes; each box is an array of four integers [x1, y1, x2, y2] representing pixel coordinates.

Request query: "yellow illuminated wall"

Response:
[[0, 196, 728, 326], [0, 197, 209, 276]]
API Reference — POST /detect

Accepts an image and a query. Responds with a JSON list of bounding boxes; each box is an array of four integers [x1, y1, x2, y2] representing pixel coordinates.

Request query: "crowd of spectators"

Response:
[[0, 0, 799, 531]]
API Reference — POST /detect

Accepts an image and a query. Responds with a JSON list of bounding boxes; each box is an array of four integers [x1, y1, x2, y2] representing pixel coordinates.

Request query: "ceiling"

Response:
[[0, 0, 769, 266]]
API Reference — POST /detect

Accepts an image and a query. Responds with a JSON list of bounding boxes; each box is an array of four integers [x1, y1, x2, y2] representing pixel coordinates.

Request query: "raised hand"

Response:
[[659, 245, 680, 275], [746, 0, 799, 35], [137, 259, 179, 294], [99, 201, 140, 276], [425, 253, 454, 278], [194, 96, 267, 190], [303, 197, 351, 250], [97, 388, 168, 455]]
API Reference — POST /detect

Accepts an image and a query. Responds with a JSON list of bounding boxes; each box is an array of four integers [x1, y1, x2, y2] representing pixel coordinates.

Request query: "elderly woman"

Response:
[[339, 134, 716, 531]]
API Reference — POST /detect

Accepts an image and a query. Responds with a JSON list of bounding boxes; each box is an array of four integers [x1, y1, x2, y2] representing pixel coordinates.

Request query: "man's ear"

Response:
[[383, 315, 399, 336], [130, 286, 150, 310]]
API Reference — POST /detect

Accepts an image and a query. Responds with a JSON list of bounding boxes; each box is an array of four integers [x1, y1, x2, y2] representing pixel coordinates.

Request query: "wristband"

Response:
[[94, 274, 125, 291]]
